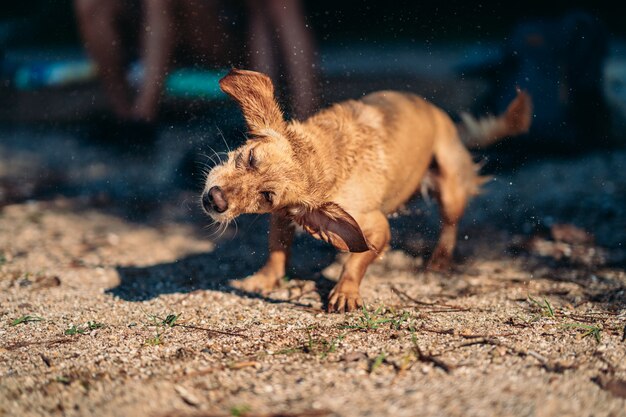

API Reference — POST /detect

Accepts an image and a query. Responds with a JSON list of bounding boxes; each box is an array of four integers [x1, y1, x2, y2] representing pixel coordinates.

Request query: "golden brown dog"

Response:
[[202, 69, 531, 312]]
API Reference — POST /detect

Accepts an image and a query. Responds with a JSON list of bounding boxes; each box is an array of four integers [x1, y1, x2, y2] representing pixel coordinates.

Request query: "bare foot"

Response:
[[230, 271, 282, 294], [328, 282, 363, 313]]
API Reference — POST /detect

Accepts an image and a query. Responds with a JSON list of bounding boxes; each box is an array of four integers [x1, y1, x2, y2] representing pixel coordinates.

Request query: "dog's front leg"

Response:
[[328, 211, 390, 313], [232, 213, 294, 293]]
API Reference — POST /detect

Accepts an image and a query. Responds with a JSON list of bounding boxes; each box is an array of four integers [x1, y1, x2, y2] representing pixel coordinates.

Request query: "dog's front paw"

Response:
[[230, 271, 282, 294], [328, 285, 363, 313]]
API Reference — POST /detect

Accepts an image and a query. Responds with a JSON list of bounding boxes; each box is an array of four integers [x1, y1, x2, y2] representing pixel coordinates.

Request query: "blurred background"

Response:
[[0, 0, 625, 259]]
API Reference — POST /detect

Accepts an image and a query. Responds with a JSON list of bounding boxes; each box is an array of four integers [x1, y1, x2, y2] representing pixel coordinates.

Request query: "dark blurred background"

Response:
[[3, 1, 626, 44], [2, 1, 625, 125]]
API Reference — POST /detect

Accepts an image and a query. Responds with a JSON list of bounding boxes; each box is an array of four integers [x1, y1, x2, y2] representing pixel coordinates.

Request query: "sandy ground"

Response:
[[1, 132, 626, 416]]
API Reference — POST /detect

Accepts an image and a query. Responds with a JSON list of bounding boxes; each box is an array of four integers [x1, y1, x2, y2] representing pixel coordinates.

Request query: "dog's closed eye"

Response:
[[248, 148, 257, 169], [260, 191, 274, 204]]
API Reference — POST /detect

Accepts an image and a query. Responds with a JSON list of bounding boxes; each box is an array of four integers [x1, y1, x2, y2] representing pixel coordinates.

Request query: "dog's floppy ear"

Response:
[[219, 69, 285, 132], [291, 203, 371, 253]]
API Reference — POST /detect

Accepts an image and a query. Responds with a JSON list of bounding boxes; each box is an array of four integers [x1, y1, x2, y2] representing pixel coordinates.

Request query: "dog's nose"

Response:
[[203, 186, 228, 213]]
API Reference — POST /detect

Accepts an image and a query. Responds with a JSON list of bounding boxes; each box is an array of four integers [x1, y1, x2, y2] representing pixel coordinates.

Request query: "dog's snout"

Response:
[[202, 192, 213, 213], [203, 186, 228, 213]]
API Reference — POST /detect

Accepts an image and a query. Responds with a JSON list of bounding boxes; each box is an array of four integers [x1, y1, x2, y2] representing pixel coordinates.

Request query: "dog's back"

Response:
[[302, 90, 480, 216]]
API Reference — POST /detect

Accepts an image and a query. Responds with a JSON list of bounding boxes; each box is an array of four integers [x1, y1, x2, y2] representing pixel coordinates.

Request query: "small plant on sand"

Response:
[[64, 325, 82, 336], [143, 312, 180, 346], [10, 315, 44, 326], [317, 333, 345, 358], [563, 323, 602, 343], [341, 305, 392, 330], [64, 321, 104, 335], [342, 305, 411, 331], [528, 294, 556, 318], [145, 333, 163, 346], [369, 352, 387, 373], [230, 405, 251, 417], [275, 327, 346, 359], [389, 310, 411, 330], [55, 376, 71, 385], [161, 314, 179, 327], [527, 295, 603, 344]]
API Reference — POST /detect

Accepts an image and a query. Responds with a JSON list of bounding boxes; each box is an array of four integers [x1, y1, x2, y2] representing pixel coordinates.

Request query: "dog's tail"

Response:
[[458, 89, 532, 149]]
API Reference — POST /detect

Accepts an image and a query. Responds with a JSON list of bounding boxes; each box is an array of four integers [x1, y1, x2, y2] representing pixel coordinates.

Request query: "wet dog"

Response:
[[202, 69, 531, 312]]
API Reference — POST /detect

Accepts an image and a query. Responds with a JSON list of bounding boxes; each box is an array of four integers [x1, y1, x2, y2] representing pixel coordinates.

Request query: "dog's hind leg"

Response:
[[427, 127, 480, 271], [328, 210, 390, 313]]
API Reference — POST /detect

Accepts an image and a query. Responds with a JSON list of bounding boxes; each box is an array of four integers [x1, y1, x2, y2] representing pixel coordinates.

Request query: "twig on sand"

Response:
[[409, 327, 453, 373], [2, 337, 76, 351], [413, 343, 453, 373], [150, 313, 247, 338], [174, 366, 225, 382], [416, 326, 455, 336], [390, 286, 487, 312], [174, 323, 247, 338], [417, 325, 515, 339], [449, 337, 575, 373], [229, 361, 259, 370], [390, 286, 440, 306], [415, 307, 472, 313], [156, 410, 332, 417]]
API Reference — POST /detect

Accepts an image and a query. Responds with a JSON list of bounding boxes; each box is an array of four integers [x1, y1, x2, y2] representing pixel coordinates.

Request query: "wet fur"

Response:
[[203, 69, 532, 312]]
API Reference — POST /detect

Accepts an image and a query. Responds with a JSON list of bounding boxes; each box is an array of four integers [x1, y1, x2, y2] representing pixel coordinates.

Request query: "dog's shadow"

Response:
[[107, 224, 339, 308], [107, 211, 440, 307]]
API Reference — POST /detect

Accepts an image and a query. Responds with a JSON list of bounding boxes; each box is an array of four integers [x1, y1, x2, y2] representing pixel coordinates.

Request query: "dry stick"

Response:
[[463, 332, 517, 338], [415, 307, 472, 313], [245, 292, 323, 313], [568, 313, 615, 323], [447, 337, 572, 372], [249, 412, 332, 417], [174, 366, 225, 382], [564, 315, 600, 324], [526, 350, 551, 364], [410, 329, 454, 373], [412, 343, 453, 374], [595, 351, 618, 373], [578, 310, 620, 316], [39, 353, 52, 367], [152, 314, 247, 338], [390, 286, 488, 312], [174, 323, 247, 338], [158, 410, 331, 417], [417, 325, 515, 339], [418, 326, 455, 336], [2, 337, 76, 351], [390, 286, 439, 306], [454, 337, 503, 350], [391, 304, 474, 313]]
